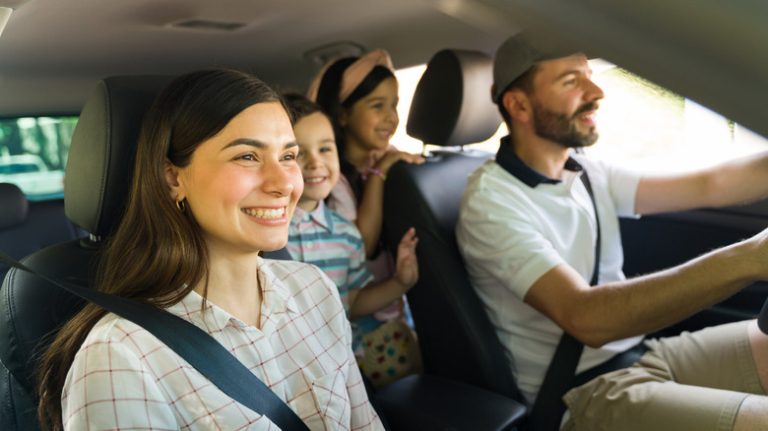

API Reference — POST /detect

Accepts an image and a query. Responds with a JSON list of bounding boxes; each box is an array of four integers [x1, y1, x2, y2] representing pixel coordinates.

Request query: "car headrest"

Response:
[[0, 183, 28, 230], [64, 75, 174, 237], [406, 49, 501, 147]]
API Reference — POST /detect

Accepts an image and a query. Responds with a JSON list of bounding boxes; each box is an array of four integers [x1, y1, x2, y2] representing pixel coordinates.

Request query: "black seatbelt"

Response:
[[528, 171, 600, 431], [0, 252, 310, 431]]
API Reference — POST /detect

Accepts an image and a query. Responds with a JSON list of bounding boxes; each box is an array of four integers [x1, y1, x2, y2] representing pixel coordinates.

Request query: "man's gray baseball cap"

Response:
[[492, 31, 579, 102]]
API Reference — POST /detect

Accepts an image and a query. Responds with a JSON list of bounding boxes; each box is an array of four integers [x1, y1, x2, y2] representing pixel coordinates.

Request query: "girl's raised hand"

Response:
[[376, 149, 425, 174], [395, 227, 419, 291]]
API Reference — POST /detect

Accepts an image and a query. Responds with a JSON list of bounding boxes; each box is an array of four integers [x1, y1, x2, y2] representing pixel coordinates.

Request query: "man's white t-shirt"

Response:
[[456, 143, 644, 403]]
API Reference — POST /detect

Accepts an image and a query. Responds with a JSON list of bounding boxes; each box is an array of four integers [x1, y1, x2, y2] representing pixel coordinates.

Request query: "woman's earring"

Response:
[[176, 198, 186, 212]]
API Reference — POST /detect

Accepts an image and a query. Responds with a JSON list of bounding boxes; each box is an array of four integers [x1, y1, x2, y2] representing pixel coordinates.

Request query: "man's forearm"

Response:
[[704, 151, 768, 207], [573, 239, 761, 346], [636, 151, 768, 215]]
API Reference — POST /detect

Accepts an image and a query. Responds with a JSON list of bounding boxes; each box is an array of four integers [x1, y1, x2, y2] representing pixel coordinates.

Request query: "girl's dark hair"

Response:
[[37, 68, 285, 431], [313, 57, 396, 159]]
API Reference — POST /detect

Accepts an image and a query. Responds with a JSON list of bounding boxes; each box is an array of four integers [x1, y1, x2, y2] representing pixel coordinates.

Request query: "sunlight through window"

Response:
[[393, 61, 768, 168]]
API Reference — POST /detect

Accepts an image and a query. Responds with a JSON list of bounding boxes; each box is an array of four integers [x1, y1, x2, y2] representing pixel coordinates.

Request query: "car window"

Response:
[[586, 60, 768, 172], [0, 116, 77, 200], [391, 62, 768, 167], [0, 161, 41, 174]]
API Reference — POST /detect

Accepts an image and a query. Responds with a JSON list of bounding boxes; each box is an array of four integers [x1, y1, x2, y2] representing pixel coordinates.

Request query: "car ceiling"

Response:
[[0, 0, 508, 116], [0, 0, 766, 140]]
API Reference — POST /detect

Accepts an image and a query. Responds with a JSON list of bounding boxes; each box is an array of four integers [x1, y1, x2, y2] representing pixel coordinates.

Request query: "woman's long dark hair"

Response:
[[37, 69, 285, 430], [313, 57, 396, 200]]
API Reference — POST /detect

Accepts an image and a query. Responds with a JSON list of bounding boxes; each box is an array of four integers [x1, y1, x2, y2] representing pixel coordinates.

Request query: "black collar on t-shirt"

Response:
[[495, 135, 583, 188]]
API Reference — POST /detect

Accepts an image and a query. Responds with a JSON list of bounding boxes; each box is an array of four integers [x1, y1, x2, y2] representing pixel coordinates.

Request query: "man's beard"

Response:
[[532, 100, 599, 148]]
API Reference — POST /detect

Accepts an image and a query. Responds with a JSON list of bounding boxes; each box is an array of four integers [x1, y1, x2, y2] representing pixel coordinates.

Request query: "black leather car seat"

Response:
[[0, 183, 29, 280], [0, 183, 83, 282], [0, 76, 173, 430], [381, 49, 527, 404]]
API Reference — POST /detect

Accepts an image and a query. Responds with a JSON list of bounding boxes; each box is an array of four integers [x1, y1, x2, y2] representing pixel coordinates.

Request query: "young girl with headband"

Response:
[[308, 49, 423, 257], [308, 50, 423, 386]]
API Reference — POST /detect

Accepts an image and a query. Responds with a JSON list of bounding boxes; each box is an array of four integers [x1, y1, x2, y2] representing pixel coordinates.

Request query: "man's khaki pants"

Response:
[[563, 320, 764, 431]]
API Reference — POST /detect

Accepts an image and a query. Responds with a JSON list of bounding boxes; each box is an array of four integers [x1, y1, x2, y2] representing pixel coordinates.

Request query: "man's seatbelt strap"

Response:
[[528, 170, 600, 431]]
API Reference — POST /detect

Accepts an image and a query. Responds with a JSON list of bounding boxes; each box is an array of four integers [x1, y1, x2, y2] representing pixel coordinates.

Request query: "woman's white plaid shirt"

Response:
[[62, 258, 383, 430]]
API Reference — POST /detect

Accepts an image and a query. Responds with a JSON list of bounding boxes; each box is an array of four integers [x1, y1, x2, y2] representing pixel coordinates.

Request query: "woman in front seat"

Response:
[[36, 69, 383, 430]]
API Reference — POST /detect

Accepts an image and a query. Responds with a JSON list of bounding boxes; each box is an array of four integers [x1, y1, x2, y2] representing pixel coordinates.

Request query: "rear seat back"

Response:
[[0, 183, 84, 281]]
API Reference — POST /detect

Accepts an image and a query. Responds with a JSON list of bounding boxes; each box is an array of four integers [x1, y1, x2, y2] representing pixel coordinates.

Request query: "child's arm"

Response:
[[356, 150, 424, 257], [347, 227, 419, 319]]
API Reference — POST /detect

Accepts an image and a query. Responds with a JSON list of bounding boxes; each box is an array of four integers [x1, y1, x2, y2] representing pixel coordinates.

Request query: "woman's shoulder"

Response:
[[79, 312, 164, 354], [85, 312, 136, 341], [69, 312, 174, 380]]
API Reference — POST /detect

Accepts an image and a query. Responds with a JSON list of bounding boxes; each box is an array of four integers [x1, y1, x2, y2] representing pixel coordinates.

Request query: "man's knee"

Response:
[[563, 365, 668, 431]]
